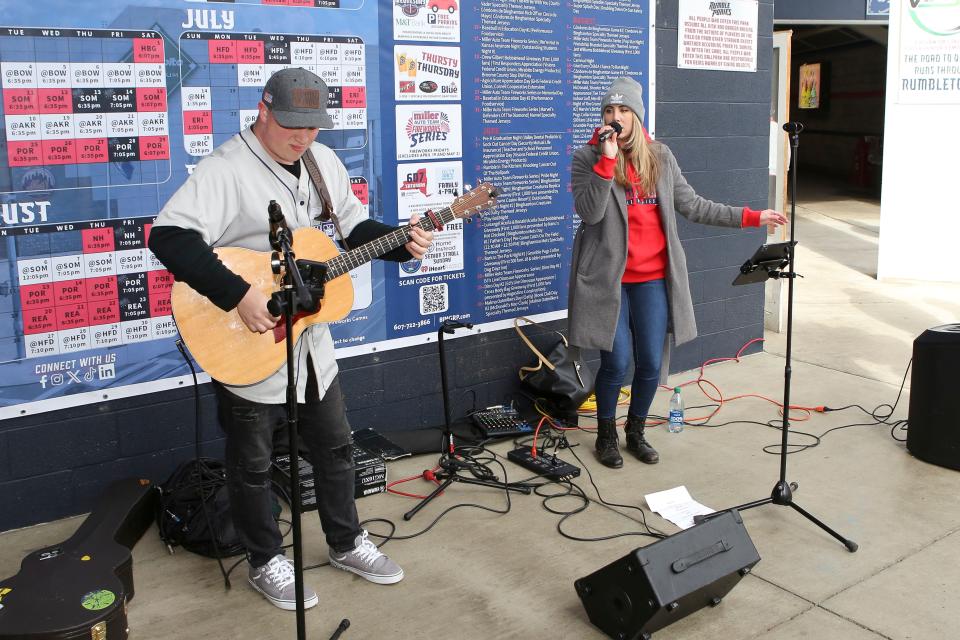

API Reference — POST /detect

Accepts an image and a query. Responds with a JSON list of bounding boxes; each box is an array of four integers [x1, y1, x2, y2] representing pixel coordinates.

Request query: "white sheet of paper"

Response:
[[644, 485, 716, 530]]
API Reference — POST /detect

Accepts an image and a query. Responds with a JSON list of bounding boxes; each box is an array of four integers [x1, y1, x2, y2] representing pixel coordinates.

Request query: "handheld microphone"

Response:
[[329, 618, 350, 640], [268, 200, 290, 251], [598, 121, 622, 143]]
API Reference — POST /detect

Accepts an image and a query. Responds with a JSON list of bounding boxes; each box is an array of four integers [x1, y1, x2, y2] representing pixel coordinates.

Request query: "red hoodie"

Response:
[[588, 127, 762, 283]]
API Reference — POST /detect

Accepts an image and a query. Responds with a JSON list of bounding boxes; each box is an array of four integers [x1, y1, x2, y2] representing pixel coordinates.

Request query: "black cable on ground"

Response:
[[173, 340, 234, 589], [272, 451, 521, 572], [821, 359, 912, 444]]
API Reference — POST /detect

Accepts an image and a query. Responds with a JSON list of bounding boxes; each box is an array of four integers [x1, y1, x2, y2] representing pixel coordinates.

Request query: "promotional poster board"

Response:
[[0, 0, 654, 417], [895, 0, 960, 105], [678, 0, 757, 72]]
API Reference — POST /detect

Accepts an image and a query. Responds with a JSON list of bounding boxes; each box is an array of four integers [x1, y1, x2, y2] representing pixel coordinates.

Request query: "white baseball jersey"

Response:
[[156, 127, 367, 403]]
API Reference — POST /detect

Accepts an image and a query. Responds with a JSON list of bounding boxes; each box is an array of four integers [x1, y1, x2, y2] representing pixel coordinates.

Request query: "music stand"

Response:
[[403, 320, 531, 521], [695, 122, 858, 553], [733, 241, 795, 286]]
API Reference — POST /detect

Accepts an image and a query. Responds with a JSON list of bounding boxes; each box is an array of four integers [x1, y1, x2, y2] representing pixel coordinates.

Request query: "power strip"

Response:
[[507, 446, 580, 481]]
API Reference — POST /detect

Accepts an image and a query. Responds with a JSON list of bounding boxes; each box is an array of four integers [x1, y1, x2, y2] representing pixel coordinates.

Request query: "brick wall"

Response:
[[655, 0, 773, 372]]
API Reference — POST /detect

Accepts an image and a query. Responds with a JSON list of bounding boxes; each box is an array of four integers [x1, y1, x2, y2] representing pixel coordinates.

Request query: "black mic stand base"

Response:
[[402, 455, 532, 521], [694, 482, 858, 552], [402, 320, 533, 522]]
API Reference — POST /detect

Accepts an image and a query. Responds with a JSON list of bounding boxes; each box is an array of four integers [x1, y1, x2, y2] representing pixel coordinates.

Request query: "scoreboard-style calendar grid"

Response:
[[0, 28, 171, 191], [13, 217, 174, 359], [179, 32, 366, 156]]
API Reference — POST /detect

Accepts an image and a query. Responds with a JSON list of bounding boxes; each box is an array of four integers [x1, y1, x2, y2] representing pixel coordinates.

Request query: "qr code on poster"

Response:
[[419, 283, 449, 314]]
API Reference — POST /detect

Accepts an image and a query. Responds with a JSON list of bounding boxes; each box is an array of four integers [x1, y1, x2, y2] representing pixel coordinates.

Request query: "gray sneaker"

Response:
[[248, 554, 319, 611], [329, 530, 404, 584]]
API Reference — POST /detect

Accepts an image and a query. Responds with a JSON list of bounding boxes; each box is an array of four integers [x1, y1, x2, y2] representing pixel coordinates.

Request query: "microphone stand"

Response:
[[270, 204, 314, 640], [402, 320, 532, 521], [694, 122, 858, 553]]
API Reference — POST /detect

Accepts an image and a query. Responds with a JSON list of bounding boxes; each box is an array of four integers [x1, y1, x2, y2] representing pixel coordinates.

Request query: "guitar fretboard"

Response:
[[323, 205, 458, 280]]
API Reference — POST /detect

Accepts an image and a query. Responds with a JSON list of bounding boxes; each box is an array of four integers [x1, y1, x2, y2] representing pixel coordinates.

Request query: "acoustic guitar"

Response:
[[172, 181, 499, 386]]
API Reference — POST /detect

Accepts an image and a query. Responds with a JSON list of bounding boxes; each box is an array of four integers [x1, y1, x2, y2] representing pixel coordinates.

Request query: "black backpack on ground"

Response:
[[156, 459, 246, 558]]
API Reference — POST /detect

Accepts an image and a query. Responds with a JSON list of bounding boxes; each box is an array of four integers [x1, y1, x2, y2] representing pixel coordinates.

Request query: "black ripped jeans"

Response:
[[214, 373, 361, 568]]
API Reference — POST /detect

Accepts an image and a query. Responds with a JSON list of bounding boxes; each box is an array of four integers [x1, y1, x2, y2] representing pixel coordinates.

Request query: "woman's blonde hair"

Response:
[[610, 111, 659, 194]]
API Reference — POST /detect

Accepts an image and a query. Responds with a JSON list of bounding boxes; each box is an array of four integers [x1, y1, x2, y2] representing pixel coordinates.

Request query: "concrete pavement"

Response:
[[2, 183, 958, 639]]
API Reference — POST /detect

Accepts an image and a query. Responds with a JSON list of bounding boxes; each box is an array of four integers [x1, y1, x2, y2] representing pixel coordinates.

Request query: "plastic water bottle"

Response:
[[668, 387, 684, 433]]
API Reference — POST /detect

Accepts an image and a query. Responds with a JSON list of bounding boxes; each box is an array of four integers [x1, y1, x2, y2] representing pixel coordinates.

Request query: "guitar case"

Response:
[[0, 478, 158, 640]]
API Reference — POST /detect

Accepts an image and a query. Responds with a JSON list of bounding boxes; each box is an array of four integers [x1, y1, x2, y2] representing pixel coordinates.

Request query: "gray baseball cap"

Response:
[[262, 68, 334, 129]]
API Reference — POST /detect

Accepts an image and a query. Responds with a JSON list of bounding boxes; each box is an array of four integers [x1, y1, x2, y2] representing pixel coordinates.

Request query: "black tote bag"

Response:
[[514, 317, 593, 411]]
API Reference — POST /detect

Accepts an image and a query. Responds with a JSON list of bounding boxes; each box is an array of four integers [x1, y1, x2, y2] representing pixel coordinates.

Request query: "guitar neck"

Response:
[[323, 206, 457, 280]]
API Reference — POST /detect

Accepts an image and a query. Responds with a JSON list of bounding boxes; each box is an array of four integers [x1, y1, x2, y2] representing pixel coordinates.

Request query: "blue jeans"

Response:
[[214, 371, 361, 567], [594, 279, 669, 421]]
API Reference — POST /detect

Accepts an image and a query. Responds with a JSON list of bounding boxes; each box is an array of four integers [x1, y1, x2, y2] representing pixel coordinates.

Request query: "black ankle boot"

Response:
[[595, 418, 623, 468], [625, 415, 659, 464]]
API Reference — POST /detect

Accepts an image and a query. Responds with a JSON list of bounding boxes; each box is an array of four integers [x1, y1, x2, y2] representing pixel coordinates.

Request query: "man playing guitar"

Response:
[[148, 68, 433, 611]]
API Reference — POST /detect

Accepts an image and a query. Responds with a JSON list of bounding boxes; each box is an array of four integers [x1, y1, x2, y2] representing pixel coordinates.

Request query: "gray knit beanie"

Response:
[[600, 77, 645, 123]]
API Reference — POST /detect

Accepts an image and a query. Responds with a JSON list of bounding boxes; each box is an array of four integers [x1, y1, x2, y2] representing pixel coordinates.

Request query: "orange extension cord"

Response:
[[573, 337, 826, 431]]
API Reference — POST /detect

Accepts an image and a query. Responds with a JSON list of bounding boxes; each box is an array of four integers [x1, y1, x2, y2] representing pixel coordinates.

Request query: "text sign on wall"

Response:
[[896, 2, 960, 104], [678, 0, 758, 72]]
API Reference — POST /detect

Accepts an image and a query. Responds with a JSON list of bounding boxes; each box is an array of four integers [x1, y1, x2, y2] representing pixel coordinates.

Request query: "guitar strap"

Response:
[[302, 148, 351, 250]]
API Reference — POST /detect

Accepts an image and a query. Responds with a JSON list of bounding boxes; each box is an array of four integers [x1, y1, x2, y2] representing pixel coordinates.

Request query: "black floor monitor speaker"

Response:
[[907, 323, 960, 471], [575, 510, 760, 640]]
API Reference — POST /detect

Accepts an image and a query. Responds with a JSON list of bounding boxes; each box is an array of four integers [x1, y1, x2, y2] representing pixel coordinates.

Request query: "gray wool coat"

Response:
[[567, 141, 748, 379]]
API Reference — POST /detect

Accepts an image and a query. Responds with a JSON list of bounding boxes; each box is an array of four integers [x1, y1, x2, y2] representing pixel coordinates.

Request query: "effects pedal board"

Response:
[[507, 446, 580, 481], [472, 407, 535, 438]]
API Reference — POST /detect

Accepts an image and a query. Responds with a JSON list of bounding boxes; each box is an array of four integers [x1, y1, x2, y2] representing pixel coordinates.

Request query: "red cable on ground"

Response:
[[577, 337, 826, 428], [530, 416, 551, 457], [386, 466, 443, 500]]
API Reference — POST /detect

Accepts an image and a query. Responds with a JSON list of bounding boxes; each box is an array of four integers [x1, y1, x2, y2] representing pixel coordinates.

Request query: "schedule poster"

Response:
[[0, 0, 652, 417]]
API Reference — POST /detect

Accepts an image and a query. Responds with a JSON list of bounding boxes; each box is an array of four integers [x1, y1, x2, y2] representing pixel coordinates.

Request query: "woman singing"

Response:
[[568, 77, 787, 469]]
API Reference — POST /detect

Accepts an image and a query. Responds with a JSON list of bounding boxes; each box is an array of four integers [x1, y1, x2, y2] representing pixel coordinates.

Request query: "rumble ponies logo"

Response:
[[709, 1, 732, 16]]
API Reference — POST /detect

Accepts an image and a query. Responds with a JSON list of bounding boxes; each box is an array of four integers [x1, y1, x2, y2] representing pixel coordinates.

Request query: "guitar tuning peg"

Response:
[[464, 183, 472, 191]]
